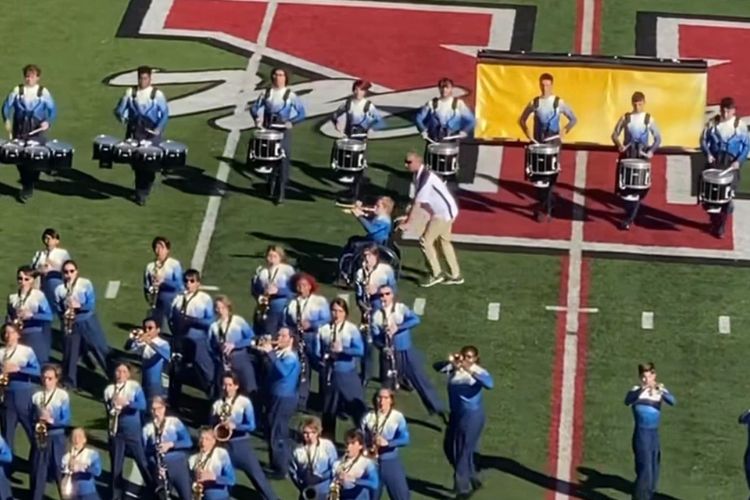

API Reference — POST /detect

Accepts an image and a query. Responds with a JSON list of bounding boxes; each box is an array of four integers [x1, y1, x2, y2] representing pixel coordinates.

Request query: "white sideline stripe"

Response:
[[666, 155, 694, 205], [641, 311, 654, 330], [413, 297, 426, 315], [719, 315, 731, 335], [188, 0, 279, 272], [104, 281, 120, 299], [200, 285, 220, 291], [459, 145, 503, 193], [545, 305, 598, 313], [579, 0, 595, 55], [337, 293, 350, 304], [487, 302, 500, 321]]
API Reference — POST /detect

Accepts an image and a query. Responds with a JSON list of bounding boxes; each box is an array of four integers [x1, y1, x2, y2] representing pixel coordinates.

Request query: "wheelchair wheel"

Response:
[[338, 252, 355, 285]]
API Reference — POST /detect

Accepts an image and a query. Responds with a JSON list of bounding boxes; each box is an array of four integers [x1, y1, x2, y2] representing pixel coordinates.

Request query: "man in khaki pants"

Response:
[[398, 151, 463, 287]]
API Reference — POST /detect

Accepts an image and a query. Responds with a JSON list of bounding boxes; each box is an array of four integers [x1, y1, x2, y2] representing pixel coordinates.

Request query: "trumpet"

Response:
[[342, 204, 376, 215], [129, 328, 147, 343], [448, 352, 464, 365], [214, 401, 233, 442], [250, 335, 278, 349], [147, 259, 164, 309], [35, 419, 48, 449], [61, 448, 76, 499]]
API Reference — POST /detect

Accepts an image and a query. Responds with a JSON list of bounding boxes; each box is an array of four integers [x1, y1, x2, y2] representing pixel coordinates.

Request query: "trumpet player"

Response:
[[104, 362, 153, 499], [0, 322, 40, 453], [624, 362, 676, 500], [54, 260, 111, 390], [251, 245, 295, 336], [209, 296, 256, 399], [211, 372, 277, 499], [290, 416, 338, 500], [124, 317, 171, 402], [361, 389, 410, 500], [60, 428, 102, 500], [144, 236, 184, 330], [0, 435, 11, 500], [143, 396, 193, 500], [8, 265, 53, 364], [31, 227, 71, 315], [329, 429, 379, 500], [31, 364, 71, 500], [441, 345, 493, 499], [189, 427, 235, 500], [284, 272, 330, 410], [314, 298, 367, 439], [342, 197, 394, 256]]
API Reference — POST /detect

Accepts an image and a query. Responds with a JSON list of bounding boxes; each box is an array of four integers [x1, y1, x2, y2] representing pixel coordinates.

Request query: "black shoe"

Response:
[[534, 210, 545, 222], [17, 190, 31, 203], [619, 220, 631, 231], [470, 477, 483, 490], [439, 411, 450, 426]]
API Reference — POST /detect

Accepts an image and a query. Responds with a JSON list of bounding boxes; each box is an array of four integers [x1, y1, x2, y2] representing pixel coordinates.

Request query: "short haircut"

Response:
[[17, 265, 35, 276], [539, 73, 554, 83], [631, 91, 646, 103], [23, 64, 41, 77], [42, 228, 60, 240], [720, 97, 736, 110], [438, 77, 454, 88], [300, 416, 322, 434], [137, 66, 152, 76], [41, 363, 61, 379], [184, 269, 201, 281], [344, 428, 365, 445], [330, 297, 349, 317], [271, 67, 289, 82], [377, 196, 395, 215], [151, 236, 171, 251], [352, 79, 372, 92], [638, 362, 656, 375]]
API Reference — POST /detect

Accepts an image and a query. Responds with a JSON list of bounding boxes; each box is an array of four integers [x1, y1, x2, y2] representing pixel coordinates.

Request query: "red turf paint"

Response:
[[164, 0, 266, 43], [570, 257, 591, 482], [591, 0, 602, 54]]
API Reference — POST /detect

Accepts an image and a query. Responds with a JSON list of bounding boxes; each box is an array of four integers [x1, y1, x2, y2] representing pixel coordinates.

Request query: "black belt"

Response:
[[7, 373, 33, 382], [230, 430, 248, 438]]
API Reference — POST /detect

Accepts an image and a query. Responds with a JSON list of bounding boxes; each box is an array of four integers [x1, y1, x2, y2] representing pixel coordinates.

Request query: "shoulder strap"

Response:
[[131, 86, 138, 98], [264, 88, 271, 100], [451, 97, 458, 111], [624, 112, 631, 125], [345, 97, 353, 113], [644, 113, 651, 126], [533, 96, 540, 110], [37, 85, 44, 98], [283, 88, 291, 102], [553, 96, 560, 110], [17, 84, 23, 97], [735, 116, 741, 130], [364, 100, 372, 114], [431, 97, 439, 110], [714, 114, 721, 126], [150, 87, 157, 100]]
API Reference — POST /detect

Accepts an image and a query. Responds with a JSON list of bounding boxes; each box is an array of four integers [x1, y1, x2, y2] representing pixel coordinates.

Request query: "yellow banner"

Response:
[[475, 62, 707, 148]]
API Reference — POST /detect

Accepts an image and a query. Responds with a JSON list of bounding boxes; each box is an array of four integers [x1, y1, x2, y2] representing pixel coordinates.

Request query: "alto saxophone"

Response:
[[35, 419, 48, 449], [214, 401, 233, 442], [327, 456, 351, 500], [0, 353, 10, 404], [63, 285, 75, 336], [61, 448, 76, 499], [147, 259, 164, 309], [191, 451, 209, 500]]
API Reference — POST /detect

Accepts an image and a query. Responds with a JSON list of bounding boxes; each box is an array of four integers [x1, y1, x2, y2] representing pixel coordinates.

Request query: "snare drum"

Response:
[[159, 140, 188, 168], [699, 168, 734, 206], [0, 139, 25, 164], [47, 140, 74, 170], [426, 142, 459, 176], [22, 144, 50, 170], [92, 135, 119, 164], [114, 140, 139, 164], [618, 159, 651, 191], [525, 143, 560, 176], [133, 145, 164, 170], [331, 138, 366, 172], [249, 129, 284, 162]]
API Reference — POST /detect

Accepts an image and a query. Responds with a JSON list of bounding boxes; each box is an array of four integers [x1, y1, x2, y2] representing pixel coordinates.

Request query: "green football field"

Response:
[[2, 0, 750, 499]]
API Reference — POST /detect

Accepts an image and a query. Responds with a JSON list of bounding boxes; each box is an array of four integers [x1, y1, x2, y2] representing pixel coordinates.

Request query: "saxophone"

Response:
[[35, 391, 51, 449], [60, 447, 77, 500], [255, 265, 278, 322], [383, 308, 399, 390], [147, 259, 164, 309], [108, 384, 125, 437], [328, 454, 356, 500], [12, 288, 29, 332], [63, 281, 76, 336], [191, 450, 211, 500], [295, 300, 308, 385], [214, 400, 233, 442], [0, 349, 11, 404]]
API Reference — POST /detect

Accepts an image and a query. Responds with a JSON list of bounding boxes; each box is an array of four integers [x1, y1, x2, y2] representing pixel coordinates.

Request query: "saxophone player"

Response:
[[7, 265, 53, 364], [0, 435, 11, 500], [60, 428, 102, 500], [329, 429, 379, 500], [104, 362, 153, 499], [210, 372, 277, 499], [31, 228, 71, 317], [360, 389, 410, 500], [189, 427, 235, 500], [144, 236, 184, 330], [209, 296, 256, 399], [31, 364, 71, 500], [290, 416, 338, 500], [124, 317, 171, 402], [143, 396, 193, 500], [250, 245, 295, 337]]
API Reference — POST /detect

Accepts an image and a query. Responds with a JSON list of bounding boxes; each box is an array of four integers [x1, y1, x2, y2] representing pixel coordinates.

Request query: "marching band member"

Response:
[[361, 388, 410, 500], [0, 322, 40, 452], [30, 364, 71, 500], [284, 272, 330, 410], [0, 435, 11, 500], [54, 260, 111, 390], [399, 151, 462, 287], [1, 64, 57, 202], [415, 78, 475, 147], [700, 96, 750, 238], [330, 79, 385, 206], [124, 317, 171, 402], [624, 362, 676, 500], [329, 429, 379, 500], [519, 73, 578, 222], [209, 296, 256, 398], [104, 362, 153, 499], [143, 396, 192, 500], [168, 269, 214, 401], [290, 416, 338, 500], [314, 298, 367, 439], [254, 327, 301, 478], [60, 428, 102, 500], [441, 345, 493, 499], [114, 65, 170, 206], [31, 227, 71, 312], [738, 405, 750, 494], [210, 372, 277, 499], [143, 236, 184, 329], [250, 67, 307, 204], [251, 245, 295, 337], [611, 91, 662, 230], [189, 427, 235, 500], [342, 197, 394, 257], [372, 285, 446, 419], [7, 264, 53, 364]]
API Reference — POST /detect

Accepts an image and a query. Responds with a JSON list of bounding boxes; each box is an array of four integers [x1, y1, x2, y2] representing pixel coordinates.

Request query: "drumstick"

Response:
[[27, 127, 44, 137], [442, 134, 462, 141], [543, 134, 560, 142], [426, 137, 437, 144]]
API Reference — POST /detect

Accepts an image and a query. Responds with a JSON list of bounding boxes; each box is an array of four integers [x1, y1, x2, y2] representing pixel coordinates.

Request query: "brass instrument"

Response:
[[108, 384, 125, 437], [147, 259, 164, 309], [250, 335, 278, 349], [256, 293, 270, 322], [383, 308, 398, 390], [35, 420, 48, 449], [60, 447, 77, 500], [129, 328, 146, 343], [63, 282, 76, 336], [214, 400, 233, 442], [448, 352, 464, 366], [328, 454, 358, 500], [0, 373, 8, 405], [302, 486, 318, 499], [191, 449, 212, 500]]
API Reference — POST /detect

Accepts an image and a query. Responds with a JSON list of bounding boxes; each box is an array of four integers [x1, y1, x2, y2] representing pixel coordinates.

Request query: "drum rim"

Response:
[[427, 143, 459, 153], [526, 143, 560, 153], [702, 168, 734, 184], [619, 158, 650, 167], [253, 129, 284, 139]]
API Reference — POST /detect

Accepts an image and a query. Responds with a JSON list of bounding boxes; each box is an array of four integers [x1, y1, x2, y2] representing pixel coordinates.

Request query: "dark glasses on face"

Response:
[[17, 276, 31, 281], [63, 269, 75, 274], [184, 278, 196, 283]]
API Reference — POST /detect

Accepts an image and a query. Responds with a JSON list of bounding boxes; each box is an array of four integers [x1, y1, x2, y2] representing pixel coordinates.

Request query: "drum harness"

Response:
[[263, 88, 292, 128]]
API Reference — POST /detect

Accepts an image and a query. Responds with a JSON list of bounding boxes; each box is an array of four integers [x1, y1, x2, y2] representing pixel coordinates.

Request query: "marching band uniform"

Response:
[[7, 287, 53, 363], [188, 446, 235, 500], [30, 386, 71, 500], [104, 379, 153, 498], [209, 394, 277, 499], [315, 321, 367, 438], [0, 342, 40, 452], [0, 436, 11, 500], [251, 262, 295, 337], [250, 85, 306, 204], [625, 384, 676, 499], [371, 303, 445, 416], [168, 289, 214, 400], [263, 343, 301, 477], [289, 438, 338, 500], [124, 333, 171, 402], [442, 361, 493, 497], [32, 244, 71, 313], [361, 408, 410, 500], [415, 95, 475, 144], [54, 277, 111, 389], [143, 256, 184, 330], [143, 415, 193, 500], [354, 262, 395, 385], [61, 445, 102, 500], [208, 314, 256, 396], [738, 408, 750, 492], [330, 454, 379, 500]]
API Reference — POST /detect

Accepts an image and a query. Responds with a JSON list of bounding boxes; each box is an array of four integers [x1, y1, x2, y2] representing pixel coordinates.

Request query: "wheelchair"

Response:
[[337, 237, 402, 287]]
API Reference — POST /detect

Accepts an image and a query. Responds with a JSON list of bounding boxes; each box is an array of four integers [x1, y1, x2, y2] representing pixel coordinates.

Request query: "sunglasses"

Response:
[[144, 325, 157, 331], [184, 278, 196, 283], [381, 291, 392, 296], [63, 269, 76, 274], [17, 276, 32, 281]]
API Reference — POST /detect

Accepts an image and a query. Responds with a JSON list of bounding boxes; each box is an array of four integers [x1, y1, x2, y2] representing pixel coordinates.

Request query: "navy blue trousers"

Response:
[[1, 383, 35, 452], [169, 328, 214, 400], [391, 348, 445, 414], [632, 427, 660, 500], [322, 369, 366, 439], [744, 447, 750, 491], [108, 428, 153, 496], [268, 394, 296, 475], [152, 291, 177, 334], [63, 315, 111, 388], [22, 326, 51, 365], [226, 437, 277, 500], [148, 451, 192, 500], [31, 431, 66, 500], [0, 465, 12, 500], [444, 409, 484, 495], [378, 455, 410, 500]]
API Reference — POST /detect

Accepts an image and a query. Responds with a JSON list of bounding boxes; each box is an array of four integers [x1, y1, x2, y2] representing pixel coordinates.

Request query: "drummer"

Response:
[[330, 79, 384, 207], [415, 78, 475, 158], [1, 64, 57, 203], [700, 96, 750, 238], [611, 91, 662, 230], [114, 65, 170, 206], [519, 73, 577, 222]]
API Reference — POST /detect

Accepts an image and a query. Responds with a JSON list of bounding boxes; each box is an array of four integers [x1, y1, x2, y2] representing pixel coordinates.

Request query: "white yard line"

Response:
[[487, 302, 501, 321], [412, 297, 426, 315], [579, 0, 596, 55], [104, 281, 120, 299], [719, 315, 731, 335], [641, 311, 654, 330]]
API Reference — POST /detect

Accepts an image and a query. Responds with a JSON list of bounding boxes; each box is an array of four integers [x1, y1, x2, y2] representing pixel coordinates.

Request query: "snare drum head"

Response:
[[47, 140, 73, 152], [254, 129, 284, 141], [428, 142, 459, 155], [526, 143, 560, 155], [159, 140, 187, 152], [116, 141, 137, 151], [335, 138, 366, 152], [94, 134, 119, 146], [619, 158, 650, 169], [702, 168, 734, 185], [137, 146, 164, 157]]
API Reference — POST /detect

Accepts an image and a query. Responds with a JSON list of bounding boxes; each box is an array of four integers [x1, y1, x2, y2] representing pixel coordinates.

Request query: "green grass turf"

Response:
[[581, 259, 750, 499]]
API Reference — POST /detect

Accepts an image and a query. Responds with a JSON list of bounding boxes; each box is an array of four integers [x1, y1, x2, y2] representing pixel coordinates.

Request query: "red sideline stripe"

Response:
[[573, 0, 584, 53], [591, 0, 602, 55], [570, 258, 591, 479]]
